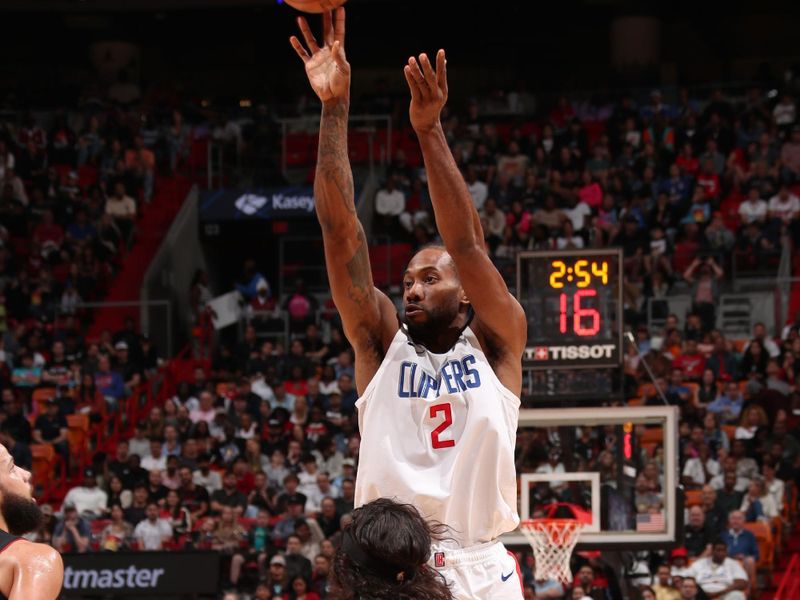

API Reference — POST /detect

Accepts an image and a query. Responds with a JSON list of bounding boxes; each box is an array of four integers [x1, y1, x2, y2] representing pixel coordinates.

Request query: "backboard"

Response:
[[504, 405, 682, 551]]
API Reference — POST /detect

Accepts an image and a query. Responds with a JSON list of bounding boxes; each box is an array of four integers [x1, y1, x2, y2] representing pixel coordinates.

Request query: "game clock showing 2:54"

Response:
[[516, 248, 623, 369]]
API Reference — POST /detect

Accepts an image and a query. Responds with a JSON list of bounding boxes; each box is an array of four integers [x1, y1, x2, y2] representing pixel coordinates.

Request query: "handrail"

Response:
[[775, 552, 800, 599]]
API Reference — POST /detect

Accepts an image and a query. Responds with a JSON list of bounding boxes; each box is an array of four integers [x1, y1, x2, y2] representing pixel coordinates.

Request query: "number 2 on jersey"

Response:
[[430, 403, 456, 449]]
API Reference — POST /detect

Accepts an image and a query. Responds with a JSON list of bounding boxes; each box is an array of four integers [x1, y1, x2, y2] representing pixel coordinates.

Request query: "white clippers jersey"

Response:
[[354, 324, 520, 548]]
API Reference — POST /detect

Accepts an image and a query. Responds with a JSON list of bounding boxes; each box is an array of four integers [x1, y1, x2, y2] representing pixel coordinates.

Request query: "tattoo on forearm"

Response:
[[345, 228, 372, 305], [316, 101, 356, 234]]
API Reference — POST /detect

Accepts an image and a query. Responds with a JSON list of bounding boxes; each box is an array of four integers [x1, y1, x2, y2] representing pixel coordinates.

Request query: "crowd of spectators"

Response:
[[373, 85, 800, 331], [1, 84, 800, 600]]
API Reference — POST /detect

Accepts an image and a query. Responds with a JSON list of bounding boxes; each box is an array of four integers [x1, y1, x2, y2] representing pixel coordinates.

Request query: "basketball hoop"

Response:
[[519, 519, 583, 584]]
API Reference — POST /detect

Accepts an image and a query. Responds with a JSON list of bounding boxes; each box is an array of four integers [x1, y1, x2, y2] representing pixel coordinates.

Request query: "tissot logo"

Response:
[[234, 193, 267, 215], [526, 344, 616, 360]]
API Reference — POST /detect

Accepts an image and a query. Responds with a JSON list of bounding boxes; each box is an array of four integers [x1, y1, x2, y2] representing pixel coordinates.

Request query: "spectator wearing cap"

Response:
[[265, 554, 290, 597], [113, 340, 142, 392], [62, 467, 108, 519], [53, 504, 91, 553], [273, 493, 308, 545], [33, 397, 68, 463], [669, 547, 689, 580], [684, 538, 747, 600]]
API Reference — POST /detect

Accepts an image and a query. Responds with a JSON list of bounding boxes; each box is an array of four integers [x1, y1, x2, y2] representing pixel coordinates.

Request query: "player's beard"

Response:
[[0, 488, 43, 535], [404, 301, 461, 346]]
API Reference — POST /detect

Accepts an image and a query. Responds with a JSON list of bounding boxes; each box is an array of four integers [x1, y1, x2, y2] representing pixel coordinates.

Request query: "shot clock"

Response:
[[516, 248, 623, 369]]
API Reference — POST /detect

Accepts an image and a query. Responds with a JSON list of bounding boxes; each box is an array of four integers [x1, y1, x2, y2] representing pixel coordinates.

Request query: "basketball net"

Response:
[[519, 519, 583, 584]]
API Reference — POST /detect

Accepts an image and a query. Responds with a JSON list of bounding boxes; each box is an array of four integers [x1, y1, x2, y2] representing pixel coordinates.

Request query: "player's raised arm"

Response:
[[404, 50, 526, 355], [290, 6, 396, 392]]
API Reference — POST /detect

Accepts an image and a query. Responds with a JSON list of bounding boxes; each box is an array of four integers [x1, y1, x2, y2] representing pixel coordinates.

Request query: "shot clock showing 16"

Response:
[[517, 249, 623, 369]]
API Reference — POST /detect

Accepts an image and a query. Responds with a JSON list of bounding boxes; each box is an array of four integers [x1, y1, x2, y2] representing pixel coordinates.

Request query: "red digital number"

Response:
[[430, 403, 455, 449], [559, 290, 601, 336], [574, 289, 600, 336]]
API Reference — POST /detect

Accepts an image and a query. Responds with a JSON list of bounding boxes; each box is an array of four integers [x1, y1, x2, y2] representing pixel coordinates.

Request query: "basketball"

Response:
[[282, 0, 347, 13]]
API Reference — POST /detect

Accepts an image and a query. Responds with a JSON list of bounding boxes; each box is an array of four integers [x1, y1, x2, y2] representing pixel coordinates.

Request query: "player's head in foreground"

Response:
[[0, 444, 42, 535], [402, 245, 470, 344], [330, 497, 453, 599]]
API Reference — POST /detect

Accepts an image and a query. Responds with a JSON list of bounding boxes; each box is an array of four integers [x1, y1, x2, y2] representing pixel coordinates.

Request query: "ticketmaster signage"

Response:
[[61, 551, 219, 596], [200, 186, 316, 220]]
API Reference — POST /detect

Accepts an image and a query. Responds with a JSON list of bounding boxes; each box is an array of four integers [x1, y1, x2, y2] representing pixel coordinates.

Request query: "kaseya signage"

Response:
[[201, 186, 316, 221], [61, 551, 219, 596]]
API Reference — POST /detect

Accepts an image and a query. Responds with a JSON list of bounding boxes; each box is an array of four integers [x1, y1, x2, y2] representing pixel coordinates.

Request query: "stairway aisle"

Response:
[[86, 175, 192, 339]]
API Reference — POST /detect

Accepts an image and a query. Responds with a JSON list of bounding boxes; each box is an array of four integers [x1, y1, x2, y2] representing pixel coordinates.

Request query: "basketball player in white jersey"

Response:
[[290, 6, 526, 598], [0, 444, 63, 599]]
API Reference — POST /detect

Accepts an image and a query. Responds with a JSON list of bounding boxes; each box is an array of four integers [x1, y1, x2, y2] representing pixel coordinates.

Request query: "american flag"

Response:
[[636, 512, 665, 532]]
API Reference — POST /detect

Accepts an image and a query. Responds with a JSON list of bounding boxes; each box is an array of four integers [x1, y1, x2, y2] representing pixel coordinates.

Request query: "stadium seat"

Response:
[[743, 521, 774, 573], [31, 387, 57, 419], [684, 490, 703, 507], [30, 444, 65, 502], [640, 427, 663, 445], [66, 414, 91, 473]]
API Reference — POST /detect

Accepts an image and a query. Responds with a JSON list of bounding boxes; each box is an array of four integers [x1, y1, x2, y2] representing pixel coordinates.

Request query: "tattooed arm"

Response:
[[291, 7, 396, 393]]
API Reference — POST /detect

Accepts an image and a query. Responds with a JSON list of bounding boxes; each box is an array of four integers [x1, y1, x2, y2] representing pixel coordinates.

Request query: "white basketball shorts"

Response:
[[428, 539, 524, 600]]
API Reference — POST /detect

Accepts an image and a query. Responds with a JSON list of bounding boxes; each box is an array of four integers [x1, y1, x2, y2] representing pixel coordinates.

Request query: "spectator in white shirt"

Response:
[[306, 472, 341, 513], [684, 539, 747, 600], [682, 443, 720, 488], [190, 390, 217, 425], [374, 175, 406, 233], [465, 165, 488, 210], [133, 502, 173, 550], [297, 454, 321, 500], [140, 438, 167, 472], [62, 467, 108, 519], [128, 422, 151, 459], [767, 185, 800, 223], [738, 187, 768, 224], [773, 93, 796, 127], [762, 462, 785, 515], [740, 478, 779, 521]]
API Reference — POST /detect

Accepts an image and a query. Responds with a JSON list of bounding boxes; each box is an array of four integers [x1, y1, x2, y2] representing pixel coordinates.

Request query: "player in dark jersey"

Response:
[[0, 444, 63, 599], [329, 498, 452, 600]]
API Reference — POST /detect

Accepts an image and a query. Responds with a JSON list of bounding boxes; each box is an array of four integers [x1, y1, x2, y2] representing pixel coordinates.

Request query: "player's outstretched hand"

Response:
[[404, 49, 448, 133], [289, 2, 349, 103]]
